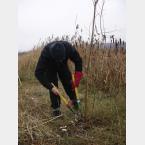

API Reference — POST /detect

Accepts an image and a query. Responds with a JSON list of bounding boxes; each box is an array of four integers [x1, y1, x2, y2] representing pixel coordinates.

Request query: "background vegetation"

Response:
[[18, 35, 126, 145]]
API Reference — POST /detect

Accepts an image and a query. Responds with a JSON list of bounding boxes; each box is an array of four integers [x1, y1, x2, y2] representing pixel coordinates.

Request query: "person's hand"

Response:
[[72, 71, 83, 88], [51, 86, 60, 96], [67, 100, 74, 107]]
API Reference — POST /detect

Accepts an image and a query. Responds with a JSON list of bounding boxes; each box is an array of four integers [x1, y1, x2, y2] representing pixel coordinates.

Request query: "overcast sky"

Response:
[[18, 0, 126, 52]]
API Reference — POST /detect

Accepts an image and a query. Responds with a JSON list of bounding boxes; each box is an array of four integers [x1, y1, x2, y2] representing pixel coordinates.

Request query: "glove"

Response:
[[72, 71, 83, 88]]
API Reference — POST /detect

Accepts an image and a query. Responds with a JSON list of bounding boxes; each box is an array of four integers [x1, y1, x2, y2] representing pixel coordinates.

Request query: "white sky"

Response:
[[18, 0, 126, 52]]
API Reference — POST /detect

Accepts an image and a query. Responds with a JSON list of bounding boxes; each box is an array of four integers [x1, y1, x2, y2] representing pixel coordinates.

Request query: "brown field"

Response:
[[18, 38, 126, 145]]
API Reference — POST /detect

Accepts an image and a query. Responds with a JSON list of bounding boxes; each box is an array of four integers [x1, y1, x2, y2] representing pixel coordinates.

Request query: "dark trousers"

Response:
[[48, 64, 77, 109]]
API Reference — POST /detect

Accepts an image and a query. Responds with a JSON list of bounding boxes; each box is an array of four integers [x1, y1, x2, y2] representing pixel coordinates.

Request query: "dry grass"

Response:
[[18, 38, 126, 145], [19, 81, 125, 145]]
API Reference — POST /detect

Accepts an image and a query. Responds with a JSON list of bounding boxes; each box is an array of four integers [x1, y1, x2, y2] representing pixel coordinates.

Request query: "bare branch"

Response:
[[99, 0, 105, 36], [90, 0, 99, 46]]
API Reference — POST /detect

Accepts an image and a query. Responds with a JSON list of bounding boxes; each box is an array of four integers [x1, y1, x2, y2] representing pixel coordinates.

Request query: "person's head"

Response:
[[49, 42, 66, 62]]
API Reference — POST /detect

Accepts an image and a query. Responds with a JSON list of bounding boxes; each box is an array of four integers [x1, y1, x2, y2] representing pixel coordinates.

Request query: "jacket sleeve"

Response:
[[65, 42, 82, 72], [35, 51, 53, 90]]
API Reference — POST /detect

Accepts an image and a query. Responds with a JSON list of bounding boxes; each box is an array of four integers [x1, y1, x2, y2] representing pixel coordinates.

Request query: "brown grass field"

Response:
[[18, 39, 126, 145]]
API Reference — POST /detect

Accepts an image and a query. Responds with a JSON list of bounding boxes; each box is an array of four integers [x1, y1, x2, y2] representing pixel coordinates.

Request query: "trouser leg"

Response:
[[47, 70, 61, 109], [49, 80, 61, 109], [58, 65, 77, 101]]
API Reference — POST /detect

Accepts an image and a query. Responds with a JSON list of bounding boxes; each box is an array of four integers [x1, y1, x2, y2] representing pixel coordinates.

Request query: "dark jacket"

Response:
[[35, 41, 82, 90]]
